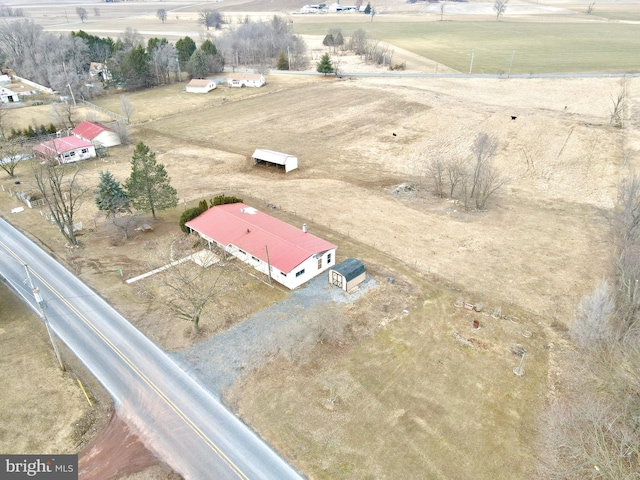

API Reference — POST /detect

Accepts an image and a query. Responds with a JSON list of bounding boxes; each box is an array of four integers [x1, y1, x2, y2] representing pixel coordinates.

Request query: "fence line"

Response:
[[80, 100, 127, 124]]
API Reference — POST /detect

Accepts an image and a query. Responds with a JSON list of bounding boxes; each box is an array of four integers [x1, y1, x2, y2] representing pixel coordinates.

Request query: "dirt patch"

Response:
[[79, 412, 179, 480]]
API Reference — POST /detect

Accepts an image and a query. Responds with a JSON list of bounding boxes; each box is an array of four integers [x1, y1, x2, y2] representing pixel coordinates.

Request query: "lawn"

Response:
[[293, 21, 640, 74]]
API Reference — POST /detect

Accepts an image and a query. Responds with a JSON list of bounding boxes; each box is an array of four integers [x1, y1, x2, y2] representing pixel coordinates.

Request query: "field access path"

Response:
[[0, 217, 303, 480]]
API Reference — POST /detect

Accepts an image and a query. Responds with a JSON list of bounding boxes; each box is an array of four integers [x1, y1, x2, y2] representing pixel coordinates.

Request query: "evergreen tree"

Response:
[[200, 39, 218, 56], [187, 50, 209, 78], [316, 53, 334, 75], [364, 2, 371, 14], [276, 51, 289, 70], [175, 36, 196, 67], [125, 142, 178, 219], [95, 171, 130, 217]]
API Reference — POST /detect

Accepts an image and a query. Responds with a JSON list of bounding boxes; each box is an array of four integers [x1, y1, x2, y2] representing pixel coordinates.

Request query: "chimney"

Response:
[[302, 223, 307, 233]]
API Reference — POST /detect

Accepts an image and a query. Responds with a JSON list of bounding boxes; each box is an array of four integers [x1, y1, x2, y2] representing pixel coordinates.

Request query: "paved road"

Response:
[[0, 217, 303, 480]]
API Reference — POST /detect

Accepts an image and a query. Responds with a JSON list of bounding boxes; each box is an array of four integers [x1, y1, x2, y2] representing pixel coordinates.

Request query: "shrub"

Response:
[[209, 195, 243, 207], [179, 206, 206, 233]]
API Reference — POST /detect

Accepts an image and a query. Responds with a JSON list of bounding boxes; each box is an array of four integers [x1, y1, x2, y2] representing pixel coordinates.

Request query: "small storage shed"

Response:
[[186, 78, 217, 94], [252, 149, 298, 173], [329, 258, 366, 292]]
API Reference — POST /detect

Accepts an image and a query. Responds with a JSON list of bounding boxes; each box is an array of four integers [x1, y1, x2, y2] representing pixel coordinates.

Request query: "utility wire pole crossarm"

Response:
[[23, 264, 65, 371]]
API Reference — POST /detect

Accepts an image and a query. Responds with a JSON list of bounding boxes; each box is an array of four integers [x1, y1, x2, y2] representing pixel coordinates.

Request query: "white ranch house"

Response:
[[33, 136, 96, 165], [186, 203, 336, 290], [226, 73, 265, 88]]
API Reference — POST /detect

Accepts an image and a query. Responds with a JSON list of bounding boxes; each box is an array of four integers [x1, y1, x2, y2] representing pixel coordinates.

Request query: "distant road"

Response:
[[0, 217, 304, 480]]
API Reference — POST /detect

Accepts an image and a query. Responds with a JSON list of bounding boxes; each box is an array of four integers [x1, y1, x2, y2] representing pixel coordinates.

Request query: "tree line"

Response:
[[0, 15, 309, 96]]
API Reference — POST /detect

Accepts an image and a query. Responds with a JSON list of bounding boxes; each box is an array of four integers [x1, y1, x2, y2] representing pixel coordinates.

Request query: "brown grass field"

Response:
[[2, 0, 639, 478]]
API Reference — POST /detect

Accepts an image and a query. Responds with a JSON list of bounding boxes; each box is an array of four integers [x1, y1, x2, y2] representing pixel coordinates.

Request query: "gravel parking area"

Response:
[[172, 274, 376, 396]]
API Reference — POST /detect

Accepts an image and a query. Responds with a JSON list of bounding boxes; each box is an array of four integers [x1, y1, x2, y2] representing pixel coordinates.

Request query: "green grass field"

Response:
[[293, 21, 640, 74]]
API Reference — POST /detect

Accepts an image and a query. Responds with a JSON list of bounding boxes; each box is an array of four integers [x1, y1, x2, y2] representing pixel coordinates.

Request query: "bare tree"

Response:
[[156, 237, 226, 333], [445, 156, 467, 199], [157, 9, 167, 24], [32, 160, 87, 245], [76, 7, 88, 23], [199, 10, 224, 30], [112, 121, 131, 145], [425, 157, 446, 198], [610, 84, 626, 128], [120, 95, 134, 124], [50, 101, 76, 130], [440, 2, 446, 21], [570, 279, 615, 348], [494, 0, 508, 20], [94, 7, 100, 17], [469, 133, 498, 200], [586, 2, 595, 14], [0, 137, 29, 177]]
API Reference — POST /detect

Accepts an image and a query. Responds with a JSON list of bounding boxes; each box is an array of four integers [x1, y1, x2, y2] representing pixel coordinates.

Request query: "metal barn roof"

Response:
[[332, 258, 365, 281], [72, 120, 112, 141], [185, 203, 336, 273]]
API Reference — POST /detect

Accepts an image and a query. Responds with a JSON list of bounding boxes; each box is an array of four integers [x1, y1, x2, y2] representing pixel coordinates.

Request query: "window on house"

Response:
[[69, 151, 75, 156], [239, 249, 246, 255], [327, 253, 332, 264], [252, 256, 259, 262], [317, 258, 322, 269], [81, 148, 88, 154], [295, 269, 305, 278]]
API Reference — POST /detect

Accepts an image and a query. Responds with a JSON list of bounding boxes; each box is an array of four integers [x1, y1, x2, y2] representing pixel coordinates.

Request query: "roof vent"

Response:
[[302, 223, 307, 233]]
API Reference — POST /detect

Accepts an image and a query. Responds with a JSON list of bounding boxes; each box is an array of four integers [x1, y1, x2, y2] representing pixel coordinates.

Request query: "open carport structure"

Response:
[[252, 149, 298, 173]]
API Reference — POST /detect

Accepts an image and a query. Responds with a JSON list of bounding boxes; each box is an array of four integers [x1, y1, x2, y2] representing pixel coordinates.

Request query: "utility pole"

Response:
[[23, 264, 65, 371], [469, 48, 475, 75], [287, 45, 291, 70], [264, 245, 272, 286], [508, 49, 516, 78], [176, 58, 182, 82], [67, 84, 76, 106]]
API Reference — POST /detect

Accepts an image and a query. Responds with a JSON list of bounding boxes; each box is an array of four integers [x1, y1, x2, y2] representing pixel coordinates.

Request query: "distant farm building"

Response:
[[33, 137, 96, 165], [252, 149, 298, 173], [186, 203, 336, 289], [186, 78, 217, 94], [0, 86, 19, 103], [89, 62, 112, 82], [227, 73, 265, 88], [329, 258, 366, 292], [72, 120, 121, 148]]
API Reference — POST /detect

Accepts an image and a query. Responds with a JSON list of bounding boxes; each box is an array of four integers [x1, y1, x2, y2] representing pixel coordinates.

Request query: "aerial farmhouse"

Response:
[[33, 137, 96, 165], [72, 120, 121, 148], [186, 203, 336, 289], [252, 149, 298, 173], [186, 78, 217, 93], [226, 73, 265, 88]]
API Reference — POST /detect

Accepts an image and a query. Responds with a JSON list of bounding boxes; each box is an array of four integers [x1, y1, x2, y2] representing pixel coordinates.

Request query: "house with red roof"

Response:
[[33, 136, 96, 164], [72, 120, 121, 148], [186, 203, 337, 289]]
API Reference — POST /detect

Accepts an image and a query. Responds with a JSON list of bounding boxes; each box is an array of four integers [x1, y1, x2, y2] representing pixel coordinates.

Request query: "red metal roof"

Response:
[[72, 120, 112, 141], [33, 136, 94, 156], [186, 203, 336, 273]]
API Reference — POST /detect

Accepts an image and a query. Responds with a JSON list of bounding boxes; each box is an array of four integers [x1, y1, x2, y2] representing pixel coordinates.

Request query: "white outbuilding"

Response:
[[186, 78, 217, 94], [252, 149, 298, 173]]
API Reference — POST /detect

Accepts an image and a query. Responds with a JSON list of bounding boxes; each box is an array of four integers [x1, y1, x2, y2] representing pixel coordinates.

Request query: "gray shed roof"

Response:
[[332, 258, 365, 281]]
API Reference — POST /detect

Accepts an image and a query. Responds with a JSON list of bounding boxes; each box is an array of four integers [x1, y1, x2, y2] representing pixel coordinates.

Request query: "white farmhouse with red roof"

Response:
[[186, 203, 337, 289], [72, 120, 121, 148], [33, 136, 96, 165]]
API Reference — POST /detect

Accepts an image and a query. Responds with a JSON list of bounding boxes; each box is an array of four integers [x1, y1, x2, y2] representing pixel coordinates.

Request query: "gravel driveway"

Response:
[[172, 274, 375, 396]]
